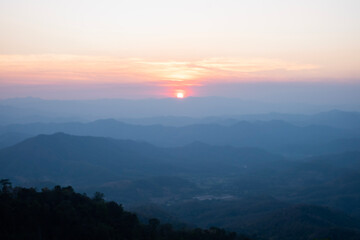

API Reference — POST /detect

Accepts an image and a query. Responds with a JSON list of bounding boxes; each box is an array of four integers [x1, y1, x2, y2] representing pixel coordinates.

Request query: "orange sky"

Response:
[[0, 55, 321, 84], [0, 0, 359, 98]]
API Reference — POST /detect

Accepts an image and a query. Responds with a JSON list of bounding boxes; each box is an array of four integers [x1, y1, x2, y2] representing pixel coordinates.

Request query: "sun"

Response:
[[176, 92, 184, 99]]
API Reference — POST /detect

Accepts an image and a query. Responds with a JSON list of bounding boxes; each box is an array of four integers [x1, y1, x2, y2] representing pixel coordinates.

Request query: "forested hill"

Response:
[[0, 182, 250, 240]]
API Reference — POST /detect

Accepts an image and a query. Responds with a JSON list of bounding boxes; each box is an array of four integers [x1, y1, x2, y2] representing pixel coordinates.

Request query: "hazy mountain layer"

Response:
[[1, 133, 360, 240], [1, 119, 359, 156], [1, 133, 359, 212]]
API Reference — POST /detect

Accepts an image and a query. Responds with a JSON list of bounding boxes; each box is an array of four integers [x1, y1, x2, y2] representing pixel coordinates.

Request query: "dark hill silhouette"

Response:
[[0, 184, 247, 240]]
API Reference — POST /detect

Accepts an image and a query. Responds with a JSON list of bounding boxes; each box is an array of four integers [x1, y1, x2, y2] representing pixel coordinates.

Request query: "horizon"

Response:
[[1, 0, 359, 100], [1, 82, 360, 108], [1, 94, 360, 121]]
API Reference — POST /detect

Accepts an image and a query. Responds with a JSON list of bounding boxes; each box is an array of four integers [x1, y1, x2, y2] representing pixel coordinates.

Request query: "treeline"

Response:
[[0, 180, 250, 240]]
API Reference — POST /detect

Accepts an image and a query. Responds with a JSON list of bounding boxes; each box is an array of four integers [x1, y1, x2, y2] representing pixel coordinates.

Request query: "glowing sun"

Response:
[[176, 92, 184, 99]]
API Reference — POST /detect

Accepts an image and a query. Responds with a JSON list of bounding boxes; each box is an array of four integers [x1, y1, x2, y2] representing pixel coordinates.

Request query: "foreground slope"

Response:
[[0, 184, 247, 240]]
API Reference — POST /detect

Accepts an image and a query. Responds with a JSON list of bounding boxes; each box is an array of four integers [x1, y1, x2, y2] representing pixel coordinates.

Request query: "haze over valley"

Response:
[[1, 0, 360, 239], [1, 97, 360, 240]]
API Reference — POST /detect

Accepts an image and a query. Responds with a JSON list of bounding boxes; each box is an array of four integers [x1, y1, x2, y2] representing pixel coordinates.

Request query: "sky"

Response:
[[0, 0, 359, 100]]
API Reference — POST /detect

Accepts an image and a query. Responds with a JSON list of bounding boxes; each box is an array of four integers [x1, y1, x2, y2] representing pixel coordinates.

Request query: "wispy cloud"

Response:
[[0, 55, 319, 85]]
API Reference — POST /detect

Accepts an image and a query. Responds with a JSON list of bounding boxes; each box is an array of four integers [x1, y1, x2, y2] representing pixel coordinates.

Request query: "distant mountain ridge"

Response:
[[119, 109, 360, 129], [1, 118, 358, 153], [1, 97, 360, 124], [0, 96, 343, 119]]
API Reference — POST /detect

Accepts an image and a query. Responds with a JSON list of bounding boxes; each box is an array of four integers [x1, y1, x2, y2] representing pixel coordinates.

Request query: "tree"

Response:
[[93, 191, 105, 202], [0, 179, 12, 193]]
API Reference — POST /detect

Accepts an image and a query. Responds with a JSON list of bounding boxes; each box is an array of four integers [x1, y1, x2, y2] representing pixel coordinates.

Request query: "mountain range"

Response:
[[1, 117, 359, 158]]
